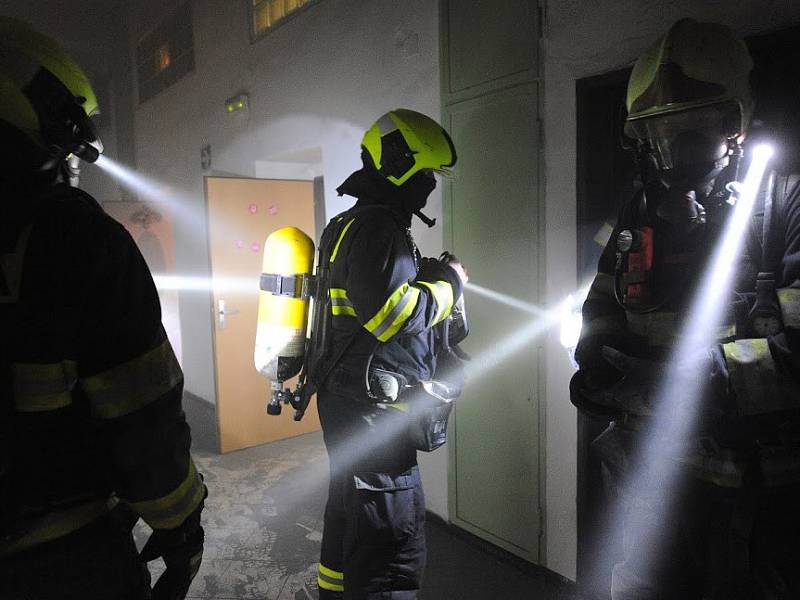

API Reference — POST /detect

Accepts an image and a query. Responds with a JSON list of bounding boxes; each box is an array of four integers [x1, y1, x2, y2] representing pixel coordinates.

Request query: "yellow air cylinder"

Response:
[[254, 227, 315, 385]]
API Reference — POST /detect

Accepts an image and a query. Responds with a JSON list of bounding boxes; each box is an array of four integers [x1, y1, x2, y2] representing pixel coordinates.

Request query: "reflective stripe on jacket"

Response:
[[324, 201, 462, 385]]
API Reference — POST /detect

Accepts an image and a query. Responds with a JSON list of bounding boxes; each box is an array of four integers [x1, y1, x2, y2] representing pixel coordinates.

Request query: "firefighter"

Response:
[[314, 109, 466, 599], [0, 17, 205, 600], [571, 19, 800, 599]]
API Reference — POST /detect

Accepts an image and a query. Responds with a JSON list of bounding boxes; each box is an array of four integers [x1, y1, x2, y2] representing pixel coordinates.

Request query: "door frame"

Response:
[[440, 0, 547, 564]]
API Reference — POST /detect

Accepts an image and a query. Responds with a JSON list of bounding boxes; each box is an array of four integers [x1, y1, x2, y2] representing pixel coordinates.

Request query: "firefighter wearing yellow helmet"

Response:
[[0, 17, 205, 600], [313, 109, 466, 599], [571, 19, 800, 599]]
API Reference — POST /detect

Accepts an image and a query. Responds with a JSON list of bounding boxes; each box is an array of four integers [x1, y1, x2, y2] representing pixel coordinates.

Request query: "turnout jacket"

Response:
[[0, 181, 204, 556], [324, 169, 463, 392], [574, 171, 800, 487]]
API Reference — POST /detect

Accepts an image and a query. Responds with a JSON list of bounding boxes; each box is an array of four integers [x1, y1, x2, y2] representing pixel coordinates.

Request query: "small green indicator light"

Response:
[[225, 94, 249, 114]]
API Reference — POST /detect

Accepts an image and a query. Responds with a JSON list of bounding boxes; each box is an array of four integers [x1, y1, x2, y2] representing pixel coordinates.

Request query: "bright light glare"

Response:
[[153, 274, 259, 295], [464, 283, 591, 381], [559, 294, 584, 350], [589, 144, 774, 589]]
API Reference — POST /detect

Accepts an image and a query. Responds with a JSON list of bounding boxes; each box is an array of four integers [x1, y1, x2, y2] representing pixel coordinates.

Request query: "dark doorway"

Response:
[[574, 22, 800, 599], [575, 65, 633, 599]]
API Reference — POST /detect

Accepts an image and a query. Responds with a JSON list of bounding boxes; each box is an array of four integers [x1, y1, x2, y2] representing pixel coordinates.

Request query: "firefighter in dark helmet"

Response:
[[314, 109, 467, 599], [571, 19, 800, 599], [0, 17, 205, 600]]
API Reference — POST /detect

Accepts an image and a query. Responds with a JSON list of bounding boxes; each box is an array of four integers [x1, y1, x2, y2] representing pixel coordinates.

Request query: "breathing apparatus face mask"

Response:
[[629, 102, 742, 227], [399, 169, 437, 214]]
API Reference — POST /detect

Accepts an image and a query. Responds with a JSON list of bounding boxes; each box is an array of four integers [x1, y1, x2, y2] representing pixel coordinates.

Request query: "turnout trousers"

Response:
[[596, 426, 800, 600], [609, 477, 800, 600], [317, 388, 426, 600], [0, 510, 150, 600]]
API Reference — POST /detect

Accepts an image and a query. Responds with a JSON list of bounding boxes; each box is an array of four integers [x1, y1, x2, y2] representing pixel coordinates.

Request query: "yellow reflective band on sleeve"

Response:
[[318, 564, 344, 592], [594, 223, 615, 247], [80, 339, 183, 419], [364, 284, 421, 342], [12, 360, 77, 412], [723, 338, 800, 416], [330, 288, 357, 317], [329, 218, 356, 263], [417, 280, 454, 325], [128, 459, 205, 530], [716, 323, 737, 342], [778, 288, 800, 329]]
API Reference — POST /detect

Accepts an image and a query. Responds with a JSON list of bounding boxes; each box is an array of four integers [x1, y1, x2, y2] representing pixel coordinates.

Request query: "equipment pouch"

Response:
[[407, 391, 454, 453], [403, 376, 461, 452], [403, 344, 466, 452]]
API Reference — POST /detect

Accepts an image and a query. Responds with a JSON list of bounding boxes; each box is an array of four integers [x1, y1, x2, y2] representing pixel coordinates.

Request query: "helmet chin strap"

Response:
[[398, 170, 437, 227], [413, 209, 436, 228]]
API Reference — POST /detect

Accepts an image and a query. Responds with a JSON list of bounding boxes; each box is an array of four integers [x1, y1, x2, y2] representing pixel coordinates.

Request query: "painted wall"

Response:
[[542, 0, 800, 580], [122, 0, 448, 514]]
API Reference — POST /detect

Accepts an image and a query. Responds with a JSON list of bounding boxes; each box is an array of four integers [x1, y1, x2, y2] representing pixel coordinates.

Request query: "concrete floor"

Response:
[[135, 431, 580, 599]]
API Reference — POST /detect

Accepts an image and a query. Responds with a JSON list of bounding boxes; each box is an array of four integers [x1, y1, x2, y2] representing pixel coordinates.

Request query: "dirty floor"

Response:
[[134, 431, 580, 599]]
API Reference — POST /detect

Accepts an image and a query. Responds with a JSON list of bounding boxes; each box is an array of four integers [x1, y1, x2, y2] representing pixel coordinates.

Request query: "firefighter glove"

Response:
[[598, 345, 730, 420], [140, 486, 206, 600], [417, 256, 464, 300], [597, 346, 665, 417]]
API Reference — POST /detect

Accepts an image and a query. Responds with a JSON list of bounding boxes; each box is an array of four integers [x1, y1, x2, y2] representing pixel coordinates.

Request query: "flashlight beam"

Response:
[[153, 274, 259, 295], [465, 282, 545, 315], [464, 283, 591, 381], [95, 155, 173, 201]]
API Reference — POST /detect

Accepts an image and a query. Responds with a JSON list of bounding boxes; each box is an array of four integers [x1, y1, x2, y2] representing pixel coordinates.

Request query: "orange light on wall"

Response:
[[156, 44, 171, 72]]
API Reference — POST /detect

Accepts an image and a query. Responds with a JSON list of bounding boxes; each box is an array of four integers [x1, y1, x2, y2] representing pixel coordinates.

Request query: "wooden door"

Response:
[[206, 177, 320, 453]]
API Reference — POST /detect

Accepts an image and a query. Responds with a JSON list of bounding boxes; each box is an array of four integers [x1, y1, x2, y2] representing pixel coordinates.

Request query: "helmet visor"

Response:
[[626, 101, 741, 171], [426, 166, 456, 179]]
